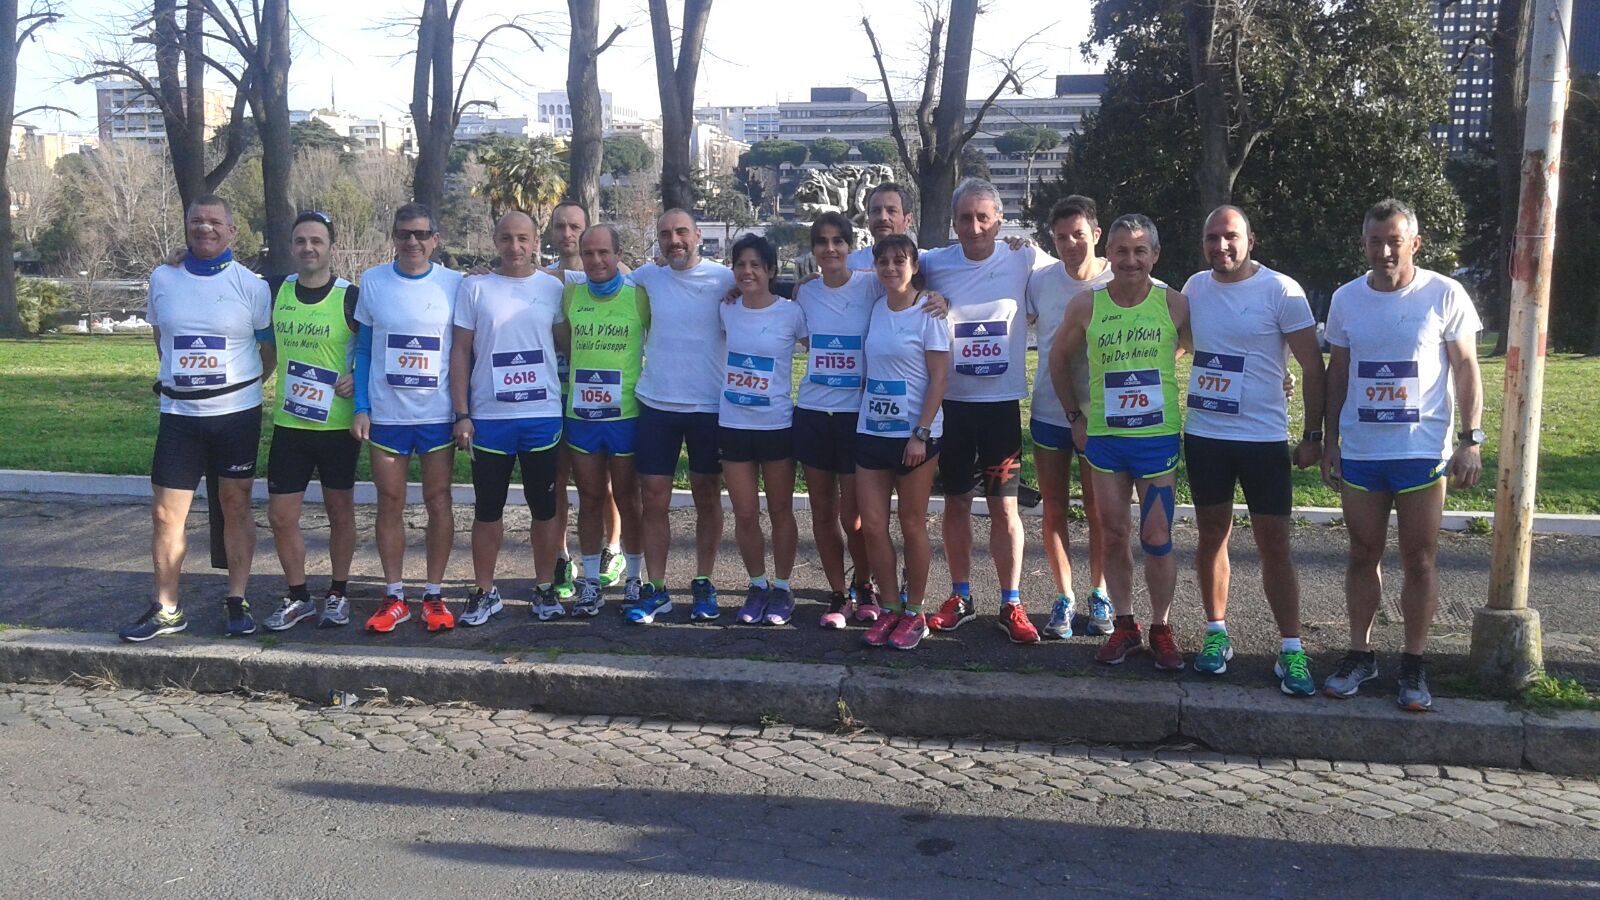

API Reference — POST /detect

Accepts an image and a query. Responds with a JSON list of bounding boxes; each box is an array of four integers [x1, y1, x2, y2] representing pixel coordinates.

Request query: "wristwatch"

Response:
[[912, 425, 933, 442], [1065, 410, 1082, 424], [1302, 430, 1323, 443], [1459, 428, 1486, 446], [454, 412, 472, 423]]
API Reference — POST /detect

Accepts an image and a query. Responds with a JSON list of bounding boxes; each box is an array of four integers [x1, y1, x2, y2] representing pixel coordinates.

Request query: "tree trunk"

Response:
[[410, 0, 454, 217], [565, 0, 604, 223], [648, 0, 713, 212], [1184, 0, 1236, 213], [151, 0, 205, 208], [255, 0, 294, 277], [915, 0, 981, 247], [0, 0, 23, 335], [1491, 0, 1532, 357]]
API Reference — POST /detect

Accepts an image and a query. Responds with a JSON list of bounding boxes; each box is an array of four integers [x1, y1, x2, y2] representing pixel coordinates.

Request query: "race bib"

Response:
[[808, 334, 863, 388], [281, 360, 337, 423], [384, 333, 441, 389], [1356, 360, 1420, 423], [953, 320, 1010, 376], [724, 351, 776, 407], [491, 349, 548, 403], [171, 334, 227, 387], [1186, 351, 1245, 415], [863, 378, 909, 434], [1103, 368, 1165, 429], [571, 368, 622, 420]]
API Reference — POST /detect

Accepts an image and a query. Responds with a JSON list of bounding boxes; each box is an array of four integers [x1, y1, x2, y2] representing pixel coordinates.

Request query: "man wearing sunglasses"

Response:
[[351, 204, 464, 633]]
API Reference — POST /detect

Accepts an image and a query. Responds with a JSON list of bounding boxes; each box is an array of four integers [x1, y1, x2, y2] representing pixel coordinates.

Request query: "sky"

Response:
[[18, 0, 1100, 133]]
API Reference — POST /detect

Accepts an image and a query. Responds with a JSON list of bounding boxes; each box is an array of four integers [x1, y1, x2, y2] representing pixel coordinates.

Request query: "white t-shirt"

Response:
[[794, 270, 884, 412], [719, 297, 808, 431], [631, 260, 734, 413], [453, 271, 565, 421], [859, 294, 952, 439], [1182, 264, 1316, 442], [846, 245, 875, 271], [1026, 259, 1112, 427], [147, 263, 272, 417], [355, 262, 463, 426], [921, 242, 1052, 403], [1325, 268, 1482, 461]]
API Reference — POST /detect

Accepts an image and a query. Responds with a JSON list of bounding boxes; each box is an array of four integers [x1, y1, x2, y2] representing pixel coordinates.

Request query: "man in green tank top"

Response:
[[1049, 214, 1193, 671], [260, 212, 363, 632]]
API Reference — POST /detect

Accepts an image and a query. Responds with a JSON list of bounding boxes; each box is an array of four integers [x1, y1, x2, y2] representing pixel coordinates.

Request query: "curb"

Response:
[[1, 629, 1594, 775], [4, 468, 1598, 535]]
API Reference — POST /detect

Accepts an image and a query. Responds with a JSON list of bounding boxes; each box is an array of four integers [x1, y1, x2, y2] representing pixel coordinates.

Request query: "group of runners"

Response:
[[125, 176, 1484, 712]]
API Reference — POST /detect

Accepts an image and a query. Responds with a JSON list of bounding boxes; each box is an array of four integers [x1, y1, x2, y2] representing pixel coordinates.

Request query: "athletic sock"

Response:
[[330, 580, 348, 596], [583, 554, 603, 582], [386, 582, 404, 599], [1207, 620, 1227, 634], [651, 579, 666, 591], [606, 542, 621, 555], [1282, 637, 1303, 653], [905, 602, 923, 615], [1114, 614, 1137, 630], [423, 582, 441, 597], [625, 553, 644, 580], [952, 581, 971, 599], [1000, 589, 1021, 606], [771, 577, 791, 592], [287, 584, 310, 603], [749, 575, 769, 589]]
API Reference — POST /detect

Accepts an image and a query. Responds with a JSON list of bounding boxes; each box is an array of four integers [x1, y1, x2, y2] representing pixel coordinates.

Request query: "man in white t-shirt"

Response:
[[121, 194, 274, 643], [845, 182, 914, 269], [1321, 199, 1484, 712], [921, 178, 1055, 644], [630, 209, 735, 620], [1181, 205, 1327, 696]]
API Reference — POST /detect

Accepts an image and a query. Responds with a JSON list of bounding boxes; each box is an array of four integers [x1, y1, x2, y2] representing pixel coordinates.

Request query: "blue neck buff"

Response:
[[590, 271, 624, 297], [183, 248, 233, 276], [392, 262, 432, 280]]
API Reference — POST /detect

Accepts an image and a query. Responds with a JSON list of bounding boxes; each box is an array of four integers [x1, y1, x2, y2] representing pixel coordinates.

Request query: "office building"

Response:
[[95, 78, 233, 144], [694, 105, 781, 143]]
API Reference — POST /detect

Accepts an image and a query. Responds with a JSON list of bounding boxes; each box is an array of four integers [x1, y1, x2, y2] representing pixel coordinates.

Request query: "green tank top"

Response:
[[1086, 284, 1180, 438], [563, 281, 650, 421], [271, 277, 355, 431]]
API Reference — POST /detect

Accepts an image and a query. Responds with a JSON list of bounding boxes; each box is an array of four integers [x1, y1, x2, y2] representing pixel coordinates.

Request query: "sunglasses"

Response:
[[393, 228, 436, 242]]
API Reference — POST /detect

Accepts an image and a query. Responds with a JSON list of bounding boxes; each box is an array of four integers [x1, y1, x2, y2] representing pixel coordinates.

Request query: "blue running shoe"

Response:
[[690, 578, 719, 621], [626, 583, 673, 624], [225, 596, 256, 637], [736, 584, 768, 624], [1043, 596, 1075, 639], [120, 604, 186, 642], [1086, 589, 1114, 636], [763, 586, 795, 625]]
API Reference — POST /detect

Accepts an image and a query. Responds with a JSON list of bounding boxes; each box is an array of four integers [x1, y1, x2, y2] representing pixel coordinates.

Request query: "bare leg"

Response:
[[151, 487, 193, 609], [838, 473, 870, 586], [1090, 469, 1137, 616], [1251, 514, 1301, 639], [942, 493, 974, 588], [990, 495, 1024, 592], [1340, 487, 1393, 651], [640, 473, 674, 583], [1036, 445, 1075, 596], [369, 447, 411, 586], [723, 460, 767, 578], [268, 492, 307, 587], [572, 451, 613, 557], [323, 488, 357, 583], [1137, 473, 1178, 625], [690, 472, 724, 578], [805, 466, 847, 593], [764, 458, 798, 580], [1079, 454, 1108, 592], [1394, 483, 1445, 655], [1193, 502, 1234, 622], [856, 468, 898, 609], [218, 476, 256, 597], [896, 462, 939, 608], [419, 447, 456, 585], [607, 457, 643, 555]]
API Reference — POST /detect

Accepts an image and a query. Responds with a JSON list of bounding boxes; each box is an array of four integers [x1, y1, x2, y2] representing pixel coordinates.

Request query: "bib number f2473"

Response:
[[172, 334, 227, 387], [384, 333, 441, 389], [282, 360, 337, 423], [571, 368, 622, 420], [491, 349, 547, 403], [1103, 368, 1165, 429], [952, 320, 1009, 376], [1186, 352, 1245, 415], [864, 379, 910, 435], [724, 352, 776, 407], [1355, 360, 1420, 423], [808, 334, 863, 388]]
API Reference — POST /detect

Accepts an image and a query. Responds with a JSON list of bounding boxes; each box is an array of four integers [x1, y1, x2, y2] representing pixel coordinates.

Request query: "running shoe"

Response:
[[421, 592, 455, 632], [264, 596, 317, 632], [820, 591, 852, 629], [623, 576, 643, 609], [737, 584, 768, 624], [1086, 589, 1114, 636], [1095, 618, 1144, 665], [864, 611, 900, 647], [889, 612, 930, 650], [998, 602, 1040, 644], [366, 594, 410, 633], [458, 587, 503, 627], [625, 583, 672, 624], [599, 548, 625, 587], [530, 585, 566, 621], [573, 578, 604, 617], [1043, 597, 1075, 639], [690, 578, 719, 621], [1275, 649, 1315, 697], [119, 604, 186, 642], [224, 596, 256, 637], [1323, 650, 1379, 699], [764, 586, 795, 626], [1193, 630, 1234, 675], [1149, 623, 1183, 670], [320, 591, 350, 628], [1397, 657, 1433, 712], [552, 556, 576, 600], [852, 582, 884, 624], [928, 594, 976, 632]]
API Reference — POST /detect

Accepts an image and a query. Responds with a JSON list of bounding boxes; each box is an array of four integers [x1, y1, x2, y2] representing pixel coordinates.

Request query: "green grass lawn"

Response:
[[4, 334, 1598, 513]]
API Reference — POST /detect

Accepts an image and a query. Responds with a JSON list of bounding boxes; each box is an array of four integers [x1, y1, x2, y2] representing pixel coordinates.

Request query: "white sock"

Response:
[[584, 554, 603, 581], [607, 541, 621, 555], [1207, 620, 1227, 633], [1282, 637, 1303, 652], [625, 553, 643, 579], [386, 582, 404, 598], [423, 583, 441, 596]]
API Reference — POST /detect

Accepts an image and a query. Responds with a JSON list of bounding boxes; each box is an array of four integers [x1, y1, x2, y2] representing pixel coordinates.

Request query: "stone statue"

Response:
[[793, 163, 895, 229]]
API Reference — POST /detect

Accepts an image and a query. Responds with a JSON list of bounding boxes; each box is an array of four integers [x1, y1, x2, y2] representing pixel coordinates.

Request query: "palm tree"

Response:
[[475, 137, 569, 262]]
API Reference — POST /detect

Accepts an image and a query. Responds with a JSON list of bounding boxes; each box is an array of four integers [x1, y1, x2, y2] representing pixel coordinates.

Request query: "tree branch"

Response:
[[959, 68, 1023, 147], [76, 64, 181, 122], [16, 12, 63, 48], [203, 74, 254, 190], [862, 16, 915, 175], [453, 21, 544, 123], [916, 12, 943, 150], [593, 23, 625, 59]]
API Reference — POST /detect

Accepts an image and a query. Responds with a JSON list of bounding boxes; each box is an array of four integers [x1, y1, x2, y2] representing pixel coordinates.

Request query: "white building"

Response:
[[536, 90, 639, 136], [453, 113, 543, 142], [95, 78, 233, 144], [694, 105, 780, 144], [691, 122, 749, 180]]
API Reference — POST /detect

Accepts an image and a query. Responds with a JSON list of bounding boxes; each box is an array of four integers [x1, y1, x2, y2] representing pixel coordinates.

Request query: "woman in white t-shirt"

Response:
[[719, 235, 810, 627], [857, 234, 951, 651]]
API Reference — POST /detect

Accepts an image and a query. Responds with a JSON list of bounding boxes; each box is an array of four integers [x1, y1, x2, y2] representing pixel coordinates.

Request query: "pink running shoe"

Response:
[[852, 582, 884, 623], [889, 612, 929, 650], [820, 591, 852, 629], [863, 611, 900, 647]]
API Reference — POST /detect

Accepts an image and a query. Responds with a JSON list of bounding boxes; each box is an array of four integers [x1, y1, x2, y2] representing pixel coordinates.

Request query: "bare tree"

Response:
[[646, 0, 713, 211], [565, 1, 624, 222], [863, 0, 1022, 247], [76, 140, 184, 274], [0, 0, 64, 336], [10, 153, 59, 247]]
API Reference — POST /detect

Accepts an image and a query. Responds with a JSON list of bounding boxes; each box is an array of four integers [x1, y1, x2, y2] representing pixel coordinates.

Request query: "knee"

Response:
[[897, 507, 927, 536], [423, 486, 452, 517], [151, 501, 185, 533], [1347, 538, 1385, 569], [1400, 545, 1437, 578], [267, 504, 297, 533]]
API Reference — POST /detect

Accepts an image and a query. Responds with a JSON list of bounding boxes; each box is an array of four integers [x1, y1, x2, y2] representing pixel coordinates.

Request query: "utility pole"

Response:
[[1470, 0, 1573, 692]]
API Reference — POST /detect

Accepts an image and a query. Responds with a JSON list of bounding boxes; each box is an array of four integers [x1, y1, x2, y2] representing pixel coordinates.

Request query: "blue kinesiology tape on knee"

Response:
[[1140, 484, 1176, 557]]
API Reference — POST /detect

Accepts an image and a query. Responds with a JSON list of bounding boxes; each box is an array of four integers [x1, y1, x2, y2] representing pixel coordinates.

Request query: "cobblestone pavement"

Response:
[[6, 682, 1598, 834]]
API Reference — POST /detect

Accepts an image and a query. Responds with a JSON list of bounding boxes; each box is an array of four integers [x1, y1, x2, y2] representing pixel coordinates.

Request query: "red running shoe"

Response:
[[927, 594, 976, 632], [997, 602, 1040, 644], [365, 595, 410, 633], [421, 593, 455, 632], [863, 611, 900, 647], [1095, 620, 1144, 665], [1149, 623, 1184, 670]]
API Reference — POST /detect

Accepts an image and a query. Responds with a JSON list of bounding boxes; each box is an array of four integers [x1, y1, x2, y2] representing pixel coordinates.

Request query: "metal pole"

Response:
[[1472, 0, 1570, 690]]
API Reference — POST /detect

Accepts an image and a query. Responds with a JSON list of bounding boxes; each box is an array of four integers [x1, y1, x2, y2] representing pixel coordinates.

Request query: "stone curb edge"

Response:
[[1, 629, 1593, 775], [5, 468, 1599, 535]]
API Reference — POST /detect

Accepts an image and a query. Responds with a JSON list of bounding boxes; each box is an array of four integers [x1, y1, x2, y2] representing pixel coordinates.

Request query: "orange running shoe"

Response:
[[997, 602, 1040, 644], [365, 595, 410, 633], [421, 593, 455, 632], [927, 594, 975, 632]]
